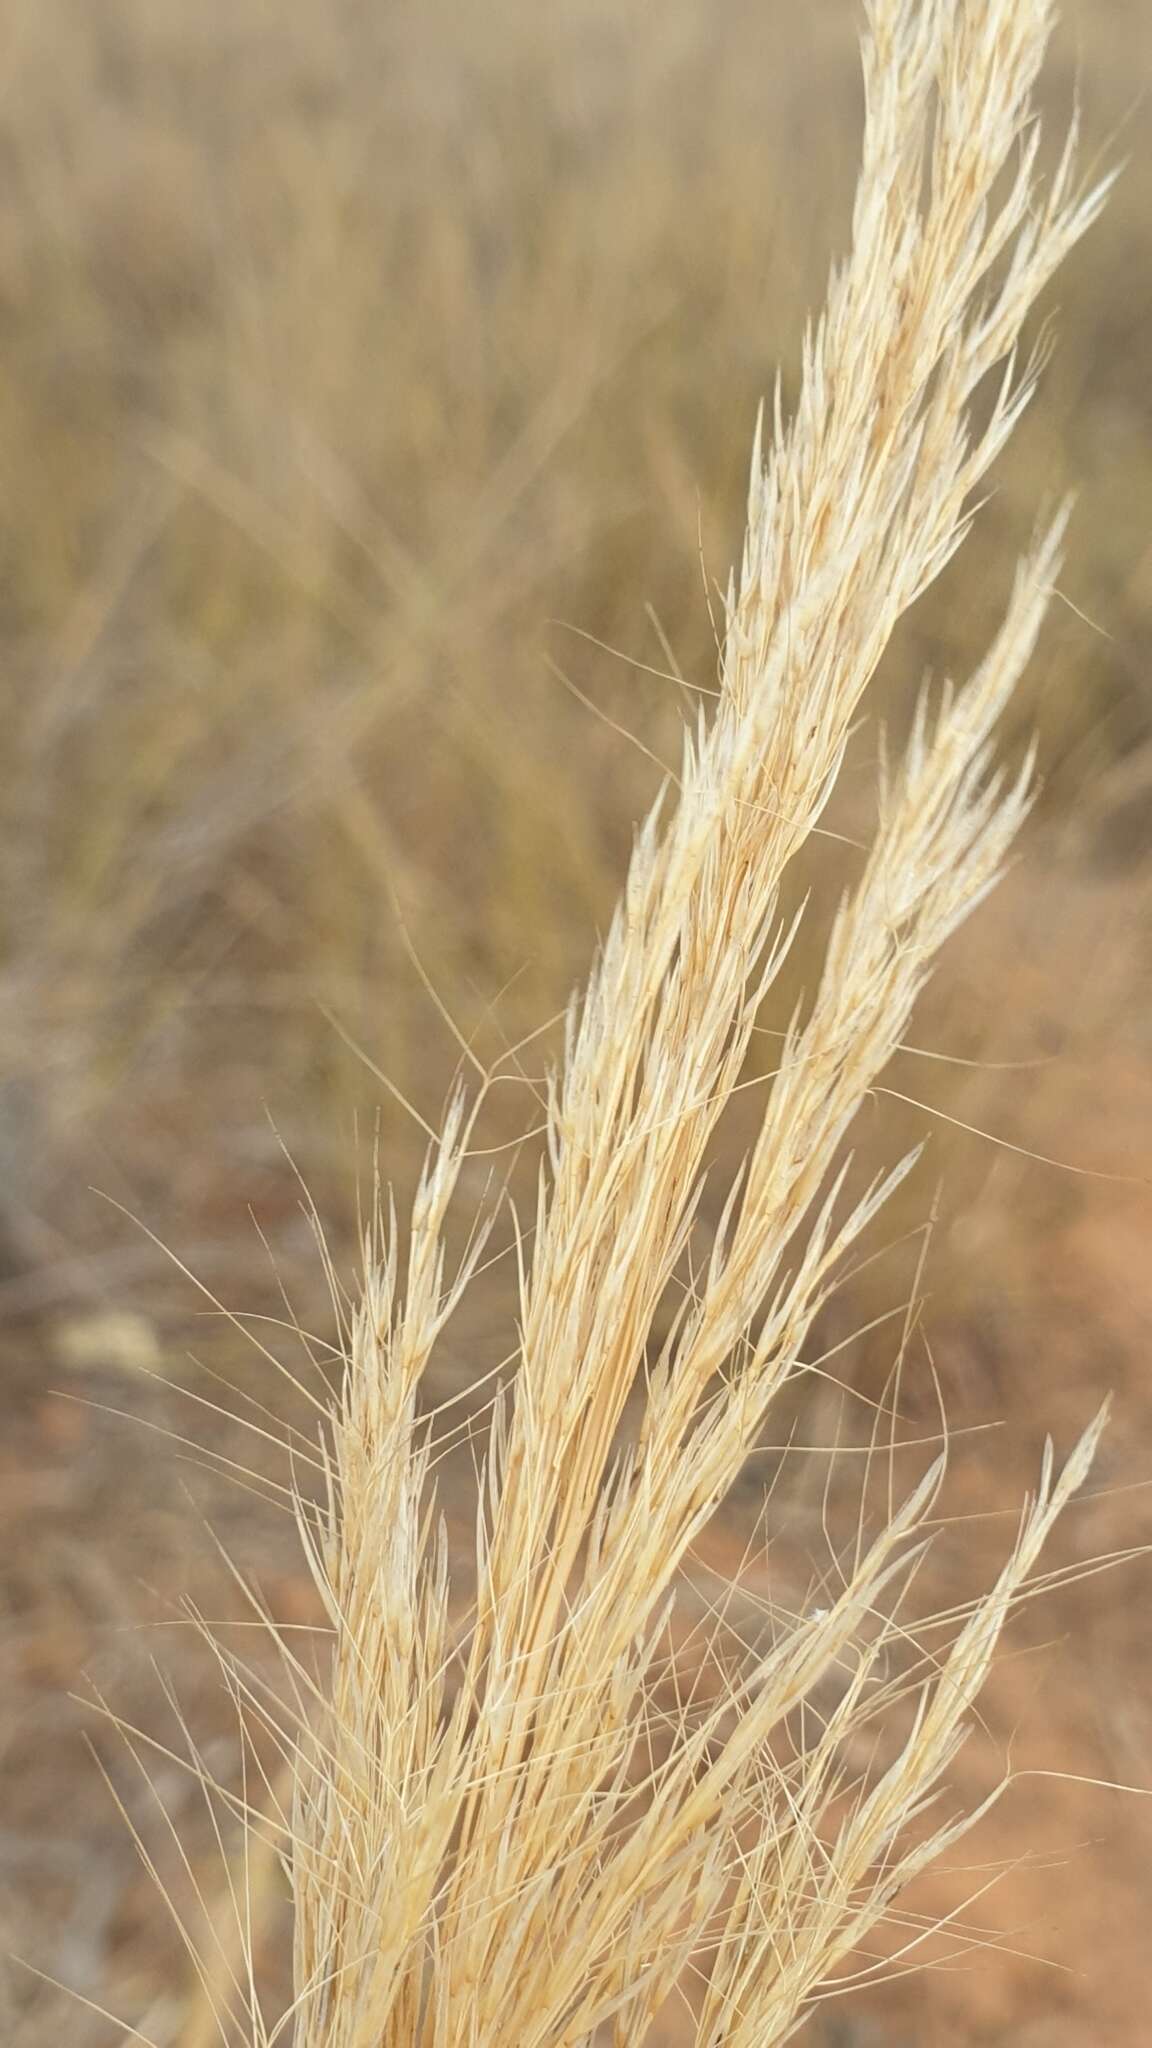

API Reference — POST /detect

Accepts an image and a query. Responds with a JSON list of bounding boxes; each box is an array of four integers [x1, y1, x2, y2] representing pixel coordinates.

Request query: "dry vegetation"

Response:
[[1, 1, 1151, 2044]]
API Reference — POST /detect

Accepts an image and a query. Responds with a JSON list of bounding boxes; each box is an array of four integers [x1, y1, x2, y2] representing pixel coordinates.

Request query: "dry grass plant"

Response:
[[106, 2, 1120, 2043]]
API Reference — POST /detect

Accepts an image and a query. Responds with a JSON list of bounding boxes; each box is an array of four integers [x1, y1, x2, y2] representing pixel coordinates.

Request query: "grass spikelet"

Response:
[[167, 3, 1113, 2043]]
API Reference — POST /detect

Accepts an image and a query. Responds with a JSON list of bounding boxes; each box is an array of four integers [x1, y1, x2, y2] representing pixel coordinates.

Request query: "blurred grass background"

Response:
[[1, 1, 1150, 2042], [1, 0, 1148, 1331]]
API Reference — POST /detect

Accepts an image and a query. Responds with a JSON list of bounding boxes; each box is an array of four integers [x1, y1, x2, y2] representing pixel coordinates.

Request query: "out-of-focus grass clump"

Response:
[[0, 0, 1148, 1335]]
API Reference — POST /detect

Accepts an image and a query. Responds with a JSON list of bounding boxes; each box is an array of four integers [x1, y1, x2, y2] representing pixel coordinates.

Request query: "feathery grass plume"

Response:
[[207, 2, 1111, 2043]]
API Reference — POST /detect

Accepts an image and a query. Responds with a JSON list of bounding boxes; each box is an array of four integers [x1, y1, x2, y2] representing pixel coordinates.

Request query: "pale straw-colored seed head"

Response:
[[158, 4, 1115, 2044]]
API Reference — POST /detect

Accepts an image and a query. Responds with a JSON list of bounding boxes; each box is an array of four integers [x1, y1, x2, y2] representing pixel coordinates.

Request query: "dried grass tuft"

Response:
[[161, 3, 1113, 2043]]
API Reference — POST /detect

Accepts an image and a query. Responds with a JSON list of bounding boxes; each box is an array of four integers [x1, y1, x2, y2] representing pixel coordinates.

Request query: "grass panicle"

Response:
[[160, 4, 1112, 2044]]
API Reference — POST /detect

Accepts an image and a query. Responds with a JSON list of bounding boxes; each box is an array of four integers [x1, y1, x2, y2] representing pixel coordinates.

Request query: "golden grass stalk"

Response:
[[191, 3, 1112, 2043]]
